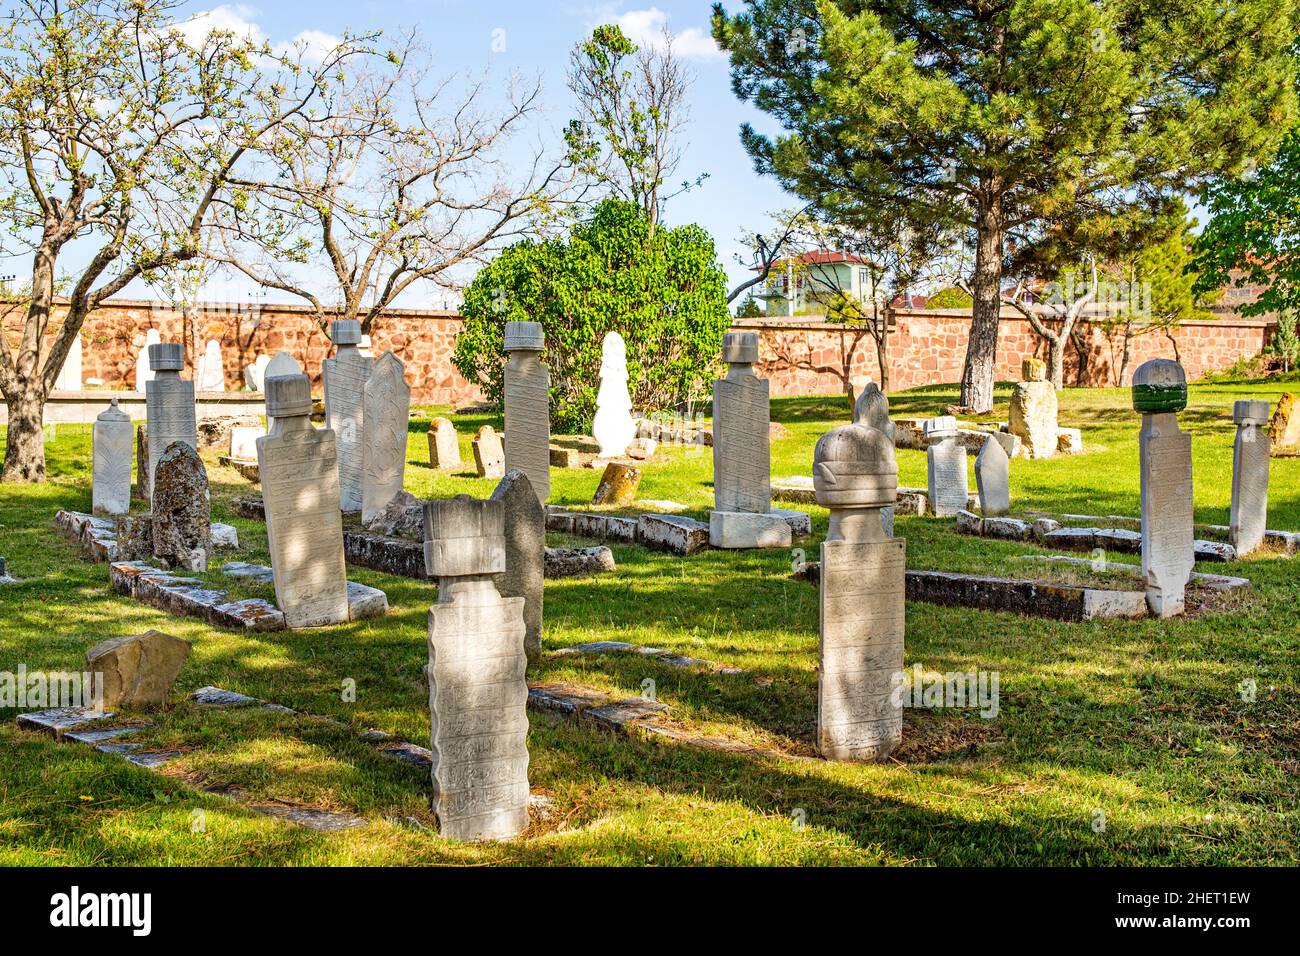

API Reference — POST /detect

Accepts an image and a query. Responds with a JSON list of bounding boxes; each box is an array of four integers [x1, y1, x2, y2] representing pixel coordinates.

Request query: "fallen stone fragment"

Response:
[[592, 462, 642, 505], [17, 708, 117, 737], [85, 630, 192, 710], [636, 514, 710, 555], [544, 546, 616, 578]]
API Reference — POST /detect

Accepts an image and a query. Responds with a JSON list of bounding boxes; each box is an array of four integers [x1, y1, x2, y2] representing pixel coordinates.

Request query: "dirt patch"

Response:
[[891, 713, 1003, 764]]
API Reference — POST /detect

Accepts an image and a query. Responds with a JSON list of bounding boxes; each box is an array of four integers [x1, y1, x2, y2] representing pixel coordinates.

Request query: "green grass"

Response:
[[0, 377, 1297, 865]]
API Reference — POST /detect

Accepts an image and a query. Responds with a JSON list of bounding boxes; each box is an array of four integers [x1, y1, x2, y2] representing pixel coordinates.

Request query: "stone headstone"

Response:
[[1008, 358, 1058, 458], [244, 353, 271, 392], [472, 425, 505, 478], [263, 351, 302, 431], [54, 333, 82, 391], [134, 424, 149, 502], [1230, 399, 1270, 557], [197, 339, 225, 392], [975, 434, 1011, 517], [503, 322, 551, 504], [1269, 392, 1300, 453], [713, 331, 771, 513], [134, 328, 161, 391], [591, 462, 641, 506], [813, 406, 905, 762], [924, 416, 968, 517], [1133, 359, 1195, 617], [323, 320, 371, 512], [854, 382, 896, 536], [592, 331, 636, 458], [422, 495, 530, 842], [428, 417, 462, 469], [85, 630, 192, 710], [152, 441, 211, 572], [491, 470, 544, 665], [92, 399, 133, 516], [229, 426, 263, 461], [256, 374, 350, 628], [360, 351, 412, 524], [144, 343, 197, 501]]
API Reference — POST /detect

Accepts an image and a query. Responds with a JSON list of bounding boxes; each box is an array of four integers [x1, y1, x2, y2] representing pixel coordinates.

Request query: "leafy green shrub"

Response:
[[926, 286, 973, 309], [453, 199, 731, 432]]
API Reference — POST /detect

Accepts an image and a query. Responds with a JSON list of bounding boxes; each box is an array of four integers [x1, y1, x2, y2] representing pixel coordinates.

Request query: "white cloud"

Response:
[[273, 29, 343, 65], [603, 6, 724, 61], [169, 5, 266, 50]]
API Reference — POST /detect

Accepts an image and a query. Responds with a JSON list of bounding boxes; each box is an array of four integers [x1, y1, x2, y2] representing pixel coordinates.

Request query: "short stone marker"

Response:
[[472, 424, 505, 478], [263, 351, 302, 430], [1230, 399, 1270, 556], [152, 442, 211, 572], [197, 339, 225, 392], [361, 351, 412, 524], [427, 417, 462, 469], [1009, 358, 1059, 458], [323, 319, 372, 512], [423, 495, 530, 842], [85, 630, 192, 710], [228, 425, 263, 462], [975, 434, 1011, 516], [93, 399, 133, 516], [243, 354, 271, 392], [144, 343, 197, 501], [491, 470, 545, 665], [925, 416, 968, 517], [257, 374, 350, 628], [134, 424, 149, 502], [134, 328, 161, 391], [593, 331, 636, 458], [54, 333, 82, 391], [1269, 392, 1300, 454], [1133, 359, 1195, 617], [813, 404, 905, 762], [592, 462, 641, 506], [503, 321, 551, 504]]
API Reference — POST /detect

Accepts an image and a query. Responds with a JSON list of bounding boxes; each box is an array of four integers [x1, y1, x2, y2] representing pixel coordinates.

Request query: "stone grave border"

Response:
[[546, 506, 810, 557], [951, 510, 1239, 562], [56, 510, 239, 564]]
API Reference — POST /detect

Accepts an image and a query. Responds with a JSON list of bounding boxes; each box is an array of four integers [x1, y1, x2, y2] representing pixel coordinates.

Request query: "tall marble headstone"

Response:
[[263, 351, 302, 431], [1230, 399, 1270, 557], [925, 416, 968, 517], [323, 319, 371, 513], [54, 333, 82, 391], [92, 399, 133, 516], [975, 434, 1011, 516], [503, 322, 551, 504], [1133, 359, 1195, 618], [144, 343, 197, 501], [423, 495, 530, 841], [813, 410, 905, 762], [134, 328, 161, 391], [197, 339, 225, 392], [256, 374, 350, 628], [360, 351, 412, 524], [592, 331, 636, 458], [428, 417, 462, 469], [491, 469, 544, 665], [854, 381, 896, 536]]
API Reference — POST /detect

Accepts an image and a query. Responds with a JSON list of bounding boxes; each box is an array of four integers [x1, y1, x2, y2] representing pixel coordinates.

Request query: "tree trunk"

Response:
[[1047, 335, 1066, 391], [875, 307, 891, 394], [2, 388, 47, 482], [960, 206, 1004, 412]]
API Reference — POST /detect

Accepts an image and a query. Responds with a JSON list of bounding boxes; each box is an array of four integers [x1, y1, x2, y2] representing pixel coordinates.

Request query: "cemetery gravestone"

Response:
[[423, 495, 530, 841], [503, 322, 551, 504], [1230, 399, 1270, 557], [54, 334, 82, 391], [490, 470, 545, 664], [144, 343, 197, 501], [1009, 358, 1059, 459], [813, 408, 905, 762], [592, 331, 636, 458], [256, 374, 350, 628], [428, 417, 462, 469], [1268, 392, 1300, 455], [1133, 359, 1195, 617], [854, 382, 897, 536], [263, 351, 302, 431], [92, 399, 133, 516], [197, 339, 225, 392], [975, 434, 1012, 517], [152, 442, 211, 572], [134, 425, 149, 502], [925, 416, 969, 517], [323, 320, 371, 513], [361, 351, 412, 524], [134, 328, 161, 391], [473, 425, 505, 479], [85, 630, 192, 710], [244, 354, 271, 392]]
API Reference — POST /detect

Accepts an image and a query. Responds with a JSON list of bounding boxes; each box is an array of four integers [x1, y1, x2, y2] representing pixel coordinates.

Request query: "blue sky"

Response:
[[103, 2, 794, 305]]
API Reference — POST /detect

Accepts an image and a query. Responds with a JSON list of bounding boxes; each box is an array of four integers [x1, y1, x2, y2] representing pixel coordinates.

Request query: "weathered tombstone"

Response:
[[360, 351, 412, 524], [1133, 359, 1195, 617], [144, 343, 197, 501], [854, 381, 896, 536], [85, 630, 192, 710], [423, 495, 530, 841], [1008, 358, 1059, 459], [472, 425, 505, 479], [975, 434, 1012, 516], [152, 441, 211, 572], [491, 470, 544, 664], [322, 319, 371, 512], [1230, 399, 1270, 557], [197, 339, 225, 392], [925, 416, 968, 517], [502, 322, 551, 504], [427, 417, 462, 469], [229, 426, 263, 462], [243, 354, 271, 392], [592, 331, 636, 458], [54, 333, 82, 391], [256, 374, 350, 628], [813, 408, 905, 762], [591, 462, 641, 505], [134, 425, 149, 502], [263, 351, 302, 431], [134, 328, 161, 392], [92, 399, 133, 516], [1268, 392, 1300, 454]]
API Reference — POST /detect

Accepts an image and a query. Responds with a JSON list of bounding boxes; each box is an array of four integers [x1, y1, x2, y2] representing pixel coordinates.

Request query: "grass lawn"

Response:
[[1, 377, 1297, 866]]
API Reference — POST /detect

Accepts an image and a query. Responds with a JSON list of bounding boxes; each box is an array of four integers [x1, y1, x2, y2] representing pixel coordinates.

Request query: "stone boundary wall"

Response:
[[11, 300, 1275, 407]]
